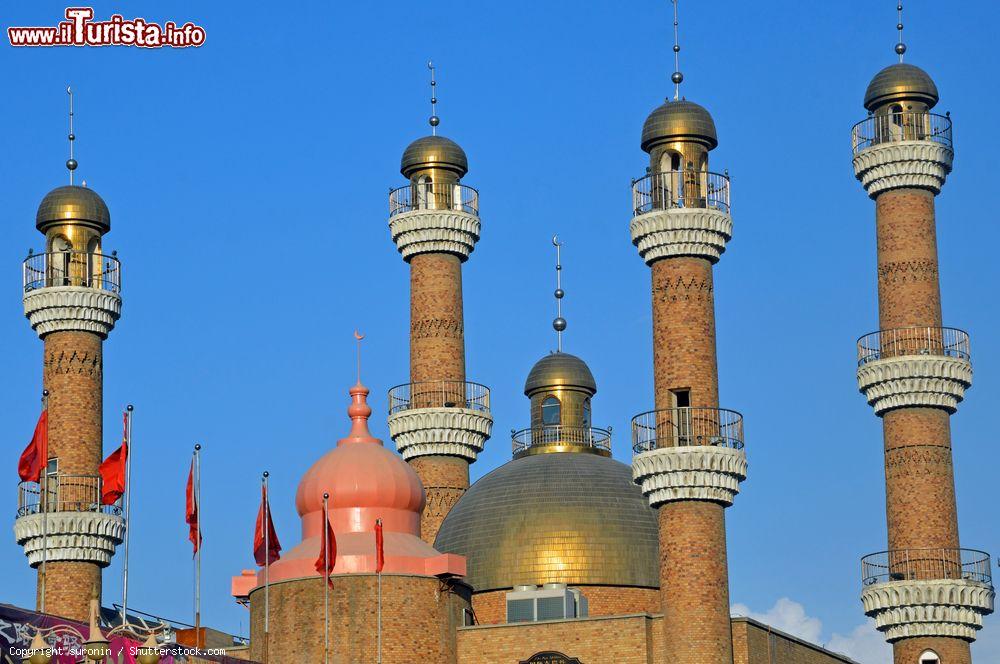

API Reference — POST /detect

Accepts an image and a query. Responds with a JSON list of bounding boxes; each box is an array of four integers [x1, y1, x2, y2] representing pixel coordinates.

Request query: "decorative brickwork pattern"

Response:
[[875, 189, 943, 329], [650, 257, 719, 411], [411, 456, 470, 545]]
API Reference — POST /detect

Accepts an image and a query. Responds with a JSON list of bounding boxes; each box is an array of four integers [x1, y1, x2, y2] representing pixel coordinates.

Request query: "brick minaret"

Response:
[[386, 83, 492, 544], [852, 44, 994, 664], [627, 75, 747, 664], [14, 146, 124, 620]]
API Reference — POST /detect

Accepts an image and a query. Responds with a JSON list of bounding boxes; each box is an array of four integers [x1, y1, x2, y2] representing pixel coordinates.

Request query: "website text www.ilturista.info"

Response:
[[8, 7, 205, 48]]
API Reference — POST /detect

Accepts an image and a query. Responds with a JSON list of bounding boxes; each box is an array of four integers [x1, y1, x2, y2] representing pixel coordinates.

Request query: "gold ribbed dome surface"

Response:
[[523, 351, 597, 396], [864, 63, 939, 110], [35, 185, 111, 233], [641, 99, 718, 152], [400, 135, 468, 178], [434, 452, 659, 592]]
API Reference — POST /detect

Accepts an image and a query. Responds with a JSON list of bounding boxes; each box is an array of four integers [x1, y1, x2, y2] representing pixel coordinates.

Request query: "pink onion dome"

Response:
[[233, 381, 464, 594]]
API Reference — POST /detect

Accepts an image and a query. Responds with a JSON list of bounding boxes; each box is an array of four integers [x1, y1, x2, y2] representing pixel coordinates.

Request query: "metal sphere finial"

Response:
[[426, 60, 439, 136], [671, 72, 684, 85], [66, 85, 77, 185], [126, 404, 134, 412], [553, 317, 567, 332], [194, 443, 201, 451], [895, 42, 907, 55], [670, 0, 683, 100], [551, 235, 566, 352], [263, 471, 269, 478], [896, 2, 906, 62]]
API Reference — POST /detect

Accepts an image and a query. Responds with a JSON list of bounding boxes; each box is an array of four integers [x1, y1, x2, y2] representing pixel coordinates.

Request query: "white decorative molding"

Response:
[[388, 210, 481, 261], [631, 445, 747, 507], [23, 286, 121, 338], [14, 511, 125, 567], [862, 578, 995, 642], [629, 208, 733, 264], [857, 355, 972, 415], [387, 407, 493, 462], [853, 141, 953, 197]]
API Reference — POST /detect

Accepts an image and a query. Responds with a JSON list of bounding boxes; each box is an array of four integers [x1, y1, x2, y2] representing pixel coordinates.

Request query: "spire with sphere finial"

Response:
[[428, 61, 439, 135], [671, 0, 683, 100], [895, 3, 906, 61], [66, 86, 78, 185], [552, 236, 566, 352]]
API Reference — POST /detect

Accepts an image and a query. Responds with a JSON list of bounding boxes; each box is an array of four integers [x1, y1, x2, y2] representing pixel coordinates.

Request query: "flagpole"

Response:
[[323, 492, 330, 664], [39, 389, 49, 615], [121, 404, 134, 625], [263, 471, 270, 664], [377, 518, 382, 664], [194, 443, 202, 651]]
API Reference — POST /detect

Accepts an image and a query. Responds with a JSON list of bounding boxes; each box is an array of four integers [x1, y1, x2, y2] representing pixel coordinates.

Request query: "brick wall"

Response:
[[650, 256, 719, 411], [410, 252, 465, 383], [875, 189, 942, 329], [40, 330, 104, 622], [411, 456, 470, 544], [456, 614, 856, 664], [249, 574, 470, 664]]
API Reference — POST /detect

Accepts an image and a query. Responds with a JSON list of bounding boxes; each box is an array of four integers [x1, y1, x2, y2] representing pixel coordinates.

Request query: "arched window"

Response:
[[918, 650, 939, 664], [582, 398, 592, 428], [415, 175, 432, 209], [541, 396, 561, 426]]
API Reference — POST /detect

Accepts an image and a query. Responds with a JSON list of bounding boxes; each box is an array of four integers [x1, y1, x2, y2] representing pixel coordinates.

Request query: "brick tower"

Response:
[[628, 7, 747, 662], [852, 13, 994, 664], [14, 91, 124, 622], [386, 65, 492, 544]]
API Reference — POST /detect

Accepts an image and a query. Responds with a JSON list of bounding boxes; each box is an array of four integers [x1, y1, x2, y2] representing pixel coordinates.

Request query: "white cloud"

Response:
[[731, 597, 823, 644], [826, 620, 891, 664]]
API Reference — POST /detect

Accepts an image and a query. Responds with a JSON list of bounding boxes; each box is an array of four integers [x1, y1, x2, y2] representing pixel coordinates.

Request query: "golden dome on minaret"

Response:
[[863, 62, 939, 111], [641, 99, 718, 153], [400, 135, 468, 178], [523, 351, 597, 397], [35, 185, 111, 234]]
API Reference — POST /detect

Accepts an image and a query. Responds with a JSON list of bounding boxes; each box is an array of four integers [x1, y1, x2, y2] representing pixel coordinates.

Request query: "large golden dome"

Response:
[[433, 451, 659, 592], [523, 351, 597, 396], [864, 63, 939, 111], [641, 99, 718, 153], [35, 185, 110, 234], [400, 135, 468, 178]]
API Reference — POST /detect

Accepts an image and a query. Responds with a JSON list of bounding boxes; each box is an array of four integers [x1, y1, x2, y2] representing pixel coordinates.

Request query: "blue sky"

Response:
[[1, 1, 998, 661]]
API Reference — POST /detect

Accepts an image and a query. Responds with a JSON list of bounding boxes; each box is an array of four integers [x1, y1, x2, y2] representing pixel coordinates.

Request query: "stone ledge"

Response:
[[388, 407, 493, 462], [629, 208, 733, 264], [631, 445, 747, 507], [857, 355, 972, 415], [14, 511, 125, 567], [853, 141, 953, 197], [23, 286, 121, 338], [862, 578, 995, 642], [388, 210, 481, 262]]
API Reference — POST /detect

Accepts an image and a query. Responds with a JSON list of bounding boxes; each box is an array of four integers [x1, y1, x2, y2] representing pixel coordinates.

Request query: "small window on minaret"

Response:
[[541, 396, 561, 426], [672, 390, 690, 409], [919, 650, 940, 664], [582, 398, 592, 428]]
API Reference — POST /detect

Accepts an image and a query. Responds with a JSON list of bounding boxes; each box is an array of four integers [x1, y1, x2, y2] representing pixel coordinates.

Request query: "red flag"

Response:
[[375, 519, 384, 573], [186, 460, 200, 554], [314, 510, 336, 588], [254, 485, 281, 566], [18, 411, 48, 483], [98, 412, 128, 505]]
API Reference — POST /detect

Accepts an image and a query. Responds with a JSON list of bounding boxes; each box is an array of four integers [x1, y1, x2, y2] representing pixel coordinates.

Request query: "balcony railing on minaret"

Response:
[[23, 250, 122, 293], [631, 407, 744, 455], [851, 111, 952, 154], [17, 474, 122, 518], [388, 183, 479, 218], [631, 170, 730, 217]]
